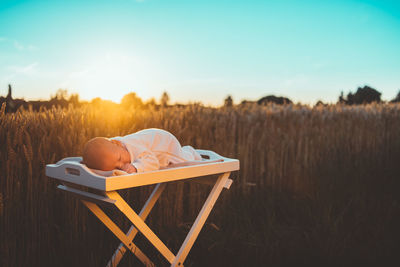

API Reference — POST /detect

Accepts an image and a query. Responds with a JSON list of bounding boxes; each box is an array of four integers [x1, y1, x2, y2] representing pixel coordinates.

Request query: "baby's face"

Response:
[[101, 140, 131, 171]]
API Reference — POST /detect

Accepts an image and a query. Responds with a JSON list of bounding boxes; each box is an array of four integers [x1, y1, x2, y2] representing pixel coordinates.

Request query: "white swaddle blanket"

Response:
[[111, 128, 202, 173]]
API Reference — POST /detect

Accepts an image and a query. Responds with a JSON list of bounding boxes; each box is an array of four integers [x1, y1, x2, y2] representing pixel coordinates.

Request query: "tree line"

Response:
[[225, 85, 400, 107], [1, 84, 400, 113]]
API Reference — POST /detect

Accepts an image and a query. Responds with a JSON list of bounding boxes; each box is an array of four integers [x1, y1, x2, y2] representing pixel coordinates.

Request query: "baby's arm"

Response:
[[132, 151, 160, 172], [121, 163, 137, 174]]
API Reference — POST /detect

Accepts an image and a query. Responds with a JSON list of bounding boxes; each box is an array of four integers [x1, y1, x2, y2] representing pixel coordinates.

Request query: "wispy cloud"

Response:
[[0, 37, 38, 51], [1, 74, 16, 83], [7, 62, 39, 75], [1, 62, 39, 84], [13, 40, 38, 51], [57, 66, 92, 88]]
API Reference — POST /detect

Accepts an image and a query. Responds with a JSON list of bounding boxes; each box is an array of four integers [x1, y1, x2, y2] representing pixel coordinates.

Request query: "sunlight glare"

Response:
[[71, 51, 149, 103]]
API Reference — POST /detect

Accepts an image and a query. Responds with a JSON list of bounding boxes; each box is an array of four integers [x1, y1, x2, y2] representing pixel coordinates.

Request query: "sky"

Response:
[[0, 0, 399, 106]]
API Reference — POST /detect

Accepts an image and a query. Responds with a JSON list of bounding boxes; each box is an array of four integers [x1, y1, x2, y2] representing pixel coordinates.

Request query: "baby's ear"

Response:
[[111, 139, 122, 146]]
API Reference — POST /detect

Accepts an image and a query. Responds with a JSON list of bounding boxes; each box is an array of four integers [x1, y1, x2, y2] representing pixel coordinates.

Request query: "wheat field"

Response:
[[1, 102, 400, 266]]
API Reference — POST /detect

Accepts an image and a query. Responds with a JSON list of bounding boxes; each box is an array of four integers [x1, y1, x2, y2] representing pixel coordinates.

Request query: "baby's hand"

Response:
[[121, 163, 137, 174]]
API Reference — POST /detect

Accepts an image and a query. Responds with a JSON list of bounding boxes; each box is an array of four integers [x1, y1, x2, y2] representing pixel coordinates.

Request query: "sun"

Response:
[[70, 51, 148, 103]]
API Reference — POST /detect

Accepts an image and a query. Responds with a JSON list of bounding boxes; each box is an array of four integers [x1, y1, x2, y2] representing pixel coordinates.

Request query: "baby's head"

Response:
[[82, 137, 131, 171]]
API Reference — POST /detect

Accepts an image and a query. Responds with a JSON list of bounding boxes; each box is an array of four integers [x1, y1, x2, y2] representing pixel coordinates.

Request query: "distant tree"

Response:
[[339, 85, 381, 105], [346, 92, 355, 104], [121, 92, 143, 108], [224, 95, 233, 107], [90, 97, 119, 109], [5, 84, 16, 112], [239, 100, 257, 106], [145, 97, 157, 108], [68, 93, 80, 107], [352, 86, 381, 104], [390, 90, 400, 103], [315, 100, 327, 107], [6, 84, 12, 99], [46, 89, 69, 108], [53, 89, 68, 100], [160, 91, 170, 107], [338, 91, 346, 104], [91, 97, 102, 106], [257, 95, 292, 105]]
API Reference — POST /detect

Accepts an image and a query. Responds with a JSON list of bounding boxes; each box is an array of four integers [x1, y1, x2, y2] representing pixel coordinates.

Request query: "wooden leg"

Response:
[[83, 172, 231, 267], [106, 183, 166, 267], [82, 200, 154, 266], [171, 172, 231, 267], [106, 190, 176, 264]]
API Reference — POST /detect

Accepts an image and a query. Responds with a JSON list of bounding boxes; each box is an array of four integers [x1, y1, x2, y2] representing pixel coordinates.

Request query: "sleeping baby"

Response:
[[82, 128, 202, 173]]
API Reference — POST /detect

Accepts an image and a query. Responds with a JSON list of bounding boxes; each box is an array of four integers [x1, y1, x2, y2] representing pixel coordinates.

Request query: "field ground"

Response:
[[1, 103, 400, 266]]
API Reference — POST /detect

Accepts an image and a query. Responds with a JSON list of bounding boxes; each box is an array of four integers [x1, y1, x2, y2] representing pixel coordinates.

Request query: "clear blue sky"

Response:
[[1, 0, 399, 105]]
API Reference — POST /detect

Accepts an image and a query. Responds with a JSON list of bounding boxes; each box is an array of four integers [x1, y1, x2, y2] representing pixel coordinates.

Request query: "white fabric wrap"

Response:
[[112, 128, 201, 173]]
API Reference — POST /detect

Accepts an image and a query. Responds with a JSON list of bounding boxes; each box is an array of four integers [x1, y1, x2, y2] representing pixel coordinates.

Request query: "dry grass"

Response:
[[1, 102, 400, 266]]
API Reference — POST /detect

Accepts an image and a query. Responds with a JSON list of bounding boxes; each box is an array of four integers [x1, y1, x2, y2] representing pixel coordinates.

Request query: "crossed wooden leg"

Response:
[[106, 182, 167, 267], [81, 172, 232, 266]]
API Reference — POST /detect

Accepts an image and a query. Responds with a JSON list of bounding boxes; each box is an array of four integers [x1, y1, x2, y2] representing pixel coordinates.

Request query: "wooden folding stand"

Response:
[[46, 150, 239, 266]]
